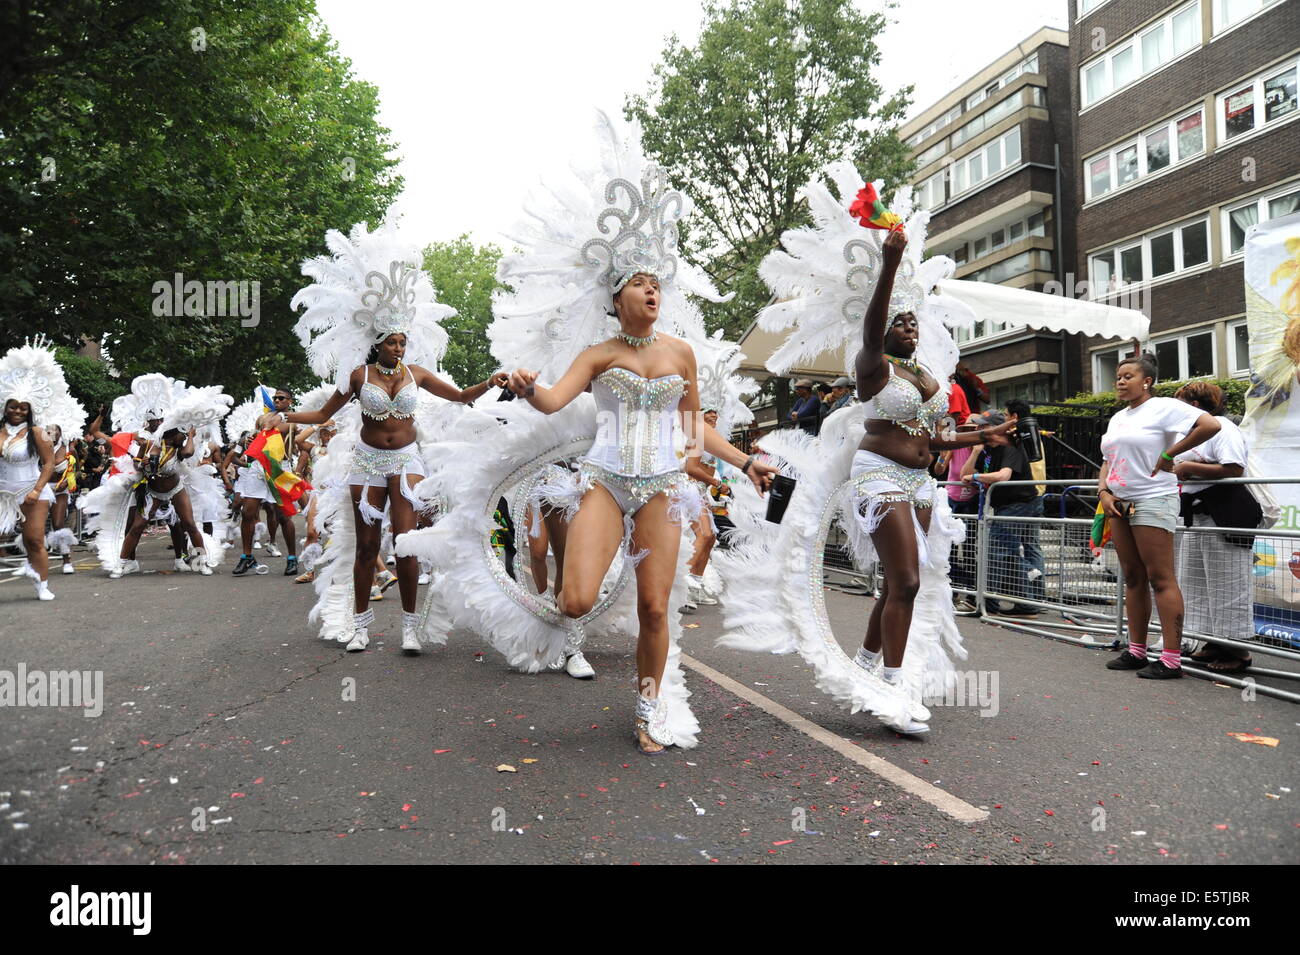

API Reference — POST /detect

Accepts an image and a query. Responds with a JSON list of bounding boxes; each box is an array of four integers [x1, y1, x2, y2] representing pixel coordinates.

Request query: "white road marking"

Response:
[[681, 653, 989, 824]]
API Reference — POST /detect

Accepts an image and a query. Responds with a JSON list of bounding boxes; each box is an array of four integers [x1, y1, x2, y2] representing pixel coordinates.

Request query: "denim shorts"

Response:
[[1118, 493, 1180, 533]]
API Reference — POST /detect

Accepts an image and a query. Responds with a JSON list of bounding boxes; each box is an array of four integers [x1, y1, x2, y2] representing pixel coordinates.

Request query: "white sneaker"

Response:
[[190, 548, 213, 576], [880, 713, 931, 736], [417, 572, 430, 585], [62, 561, 75, 575], [110, 559, 140, 579], [35, 580, 54, 601], [565, 652, 596, 679], [253, 561, 269, 575], [346, 631, 370, 652], [401, 612, 421, 653], [265, 544, 281, 558], [174, 557, 192, 572], [253, 541, 262, 550], [680, 599, 697, 614]]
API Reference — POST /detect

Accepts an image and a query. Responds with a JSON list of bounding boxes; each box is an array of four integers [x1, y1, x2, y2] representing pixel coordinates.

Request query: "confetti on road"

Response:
[[1227, 733, 1279, 747], [496, 765, 517, 773]]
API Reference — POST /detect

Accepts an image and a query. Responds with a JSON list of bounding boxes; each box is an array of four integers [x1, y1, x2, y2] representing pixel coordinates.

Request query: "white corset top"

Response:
[[583, 368, 685, 477], [0, 426, 40, 482], [359, 366, 418, 421]]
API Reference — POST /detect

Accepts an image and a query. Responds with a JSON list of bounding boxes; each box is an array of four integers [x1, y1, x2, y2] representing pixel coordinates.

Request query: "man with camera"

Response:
[[963, 410, 1045, 616]]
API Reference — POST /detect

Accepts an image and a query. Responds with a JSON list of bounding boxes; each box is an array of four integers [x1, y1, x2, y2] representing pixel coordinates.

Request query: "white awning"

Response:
[[937, 279, 1149, 341]]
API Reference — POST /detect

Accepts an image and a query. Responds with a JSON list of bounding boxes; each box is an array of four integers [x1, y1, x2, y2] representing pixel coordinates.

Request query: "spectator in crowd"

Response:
[[938, 413, 983, 610], [1098, 352, 1220, 679], [964, 411, 1044, 615], [828, 376, 855, 413], [1172, 381, 1259, 674], [947, 373, 970, 426], [954, 363, 989, 413], [789, 379, 822, 434], [1005, 398, 1048, 496]]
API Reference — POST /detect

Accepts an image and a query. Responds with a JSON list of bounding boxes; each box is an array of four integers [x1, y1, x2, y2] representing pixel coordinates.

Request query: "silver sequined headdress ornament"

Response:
[[582, 164, 683, 293]]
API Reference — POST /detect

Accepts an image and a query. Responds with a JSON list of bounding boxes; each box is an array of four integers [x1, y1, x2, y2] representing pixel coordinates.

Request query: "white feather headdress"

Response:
[[157, 385, 233, 440], [292, 218, 455, 394], [489, 109, 729, 382], [0, 337, 86, 435], [689, 329, 757, 437], [111, 373, 187, 433], [223, 398, 262, 444], [757, 163, 975, 380]]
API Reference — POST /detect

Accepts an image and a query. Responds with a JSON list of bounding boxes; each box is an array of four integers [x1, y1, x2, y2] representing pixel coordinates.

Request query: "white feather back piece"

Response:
[[489, 109, 727, 383], [111, 373, 186, 433], [757, 164, 973, 384], [158, 385, 233, 438], [292, 218, 454, 394], [224, 399, 262, 444]]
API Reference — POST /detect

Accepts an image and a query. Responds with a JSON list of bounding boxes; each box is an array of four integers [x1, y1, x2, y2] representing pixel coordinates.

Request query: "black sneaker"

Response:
[[1105, 650, 1149, 670], [232, 555, 255, 577], [284, 557, 298, 577], [1137, 660, 1184, 680]]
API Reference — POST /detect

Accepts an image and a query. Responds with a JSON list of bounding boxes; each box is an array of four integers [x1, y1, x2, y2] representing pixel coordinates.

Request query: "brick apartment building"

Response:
[[1072, 0, 1300, 391], [897, 27, 1082, 407]]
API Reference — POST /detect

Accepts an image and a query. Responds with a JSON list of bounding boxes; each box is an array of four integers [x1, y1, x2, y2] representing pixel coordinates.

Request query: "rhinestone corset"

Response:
[[864, 364, 945, 437], [359, 366, 418, 421], [584, 368, 684, 477]]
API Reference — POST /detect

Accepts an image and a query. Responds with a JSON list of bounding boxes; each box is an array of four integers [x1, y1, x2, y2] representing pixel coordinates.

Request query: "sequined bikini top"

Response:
[[865, 363, 945, 438], [585, 367, 686, 478], [359, 365, 418, 421]]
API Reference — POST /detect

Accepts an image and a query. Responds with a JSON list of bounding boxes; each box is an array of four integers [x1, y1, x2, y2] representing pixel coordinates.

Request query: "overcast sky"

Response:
[[314, 0, 1068, 248]]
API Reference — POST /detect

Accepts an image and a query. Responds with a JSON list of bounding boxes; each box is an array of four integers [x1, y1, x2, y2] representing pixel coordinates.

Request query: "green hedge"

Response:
[[1033, 378, 1248, 418]]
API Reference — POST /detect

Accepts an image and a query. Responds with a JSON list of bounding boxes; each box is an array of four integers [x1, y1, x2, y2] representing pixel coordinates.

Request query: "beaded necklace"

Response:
[[616, 331, 657, 348]]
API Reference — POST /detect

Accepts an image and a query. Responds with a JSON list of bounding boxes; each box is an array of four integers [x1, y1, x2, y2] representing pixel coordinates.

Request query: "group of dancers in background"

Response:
[[2, 112, 1223, 754]]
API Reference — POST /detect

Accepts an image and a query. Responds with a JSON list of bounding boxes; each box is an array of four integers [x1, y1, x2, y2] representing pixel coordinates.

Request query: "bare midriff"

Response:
[[859, 422, 932, 470]]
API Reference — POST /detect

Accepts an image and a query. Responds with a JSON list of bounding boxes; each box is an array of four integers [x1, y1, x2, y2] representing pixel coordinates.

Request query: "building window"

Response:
[[1223, 185, 1300, 256], [960, 213, 1047, 266], [965, 250, 1050, 285], [1093, 343, 1135, 389], [916, 171, 946, 211], [1213, 0, 1283, 35], [1216, 57, 1300, 143], [1153, 329, 1217, 380], [1089, 217, 1211, 295], [950, 244, 968, 266], [949, 126, 1021, 199], [1080, 1, 1201, 108], [951, 86, 1037, 148], [916, 141, 947, 167], [1228, 320, 1251, 376], [1079, 0, 1111, 15], [1083, 108, 1205, 200], [1008, 221, 1024, 242], [1028, 211, 1046, 236], [954, 317, 1028, 345]]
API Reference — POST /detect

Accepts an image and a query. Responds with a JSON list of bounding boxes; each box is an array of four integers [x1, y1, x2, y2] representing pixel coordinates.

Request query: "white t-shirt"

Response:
[[1100, 397, 1204, 501], [1175, 415, 1248, 494]]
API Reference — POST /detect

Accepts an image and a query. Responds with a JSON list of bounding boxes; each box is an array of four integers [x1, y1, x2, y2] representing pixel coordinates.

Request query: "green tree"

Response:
[[0, 0, 402, 398], [422, 235, 505, 388], [627, 0, 914, 339]]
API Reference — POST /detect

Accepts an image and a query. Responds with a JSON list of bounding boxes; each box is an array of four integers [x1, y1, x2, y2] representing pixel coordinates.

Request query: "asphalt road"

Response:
[[1, 532, 1296, 865]]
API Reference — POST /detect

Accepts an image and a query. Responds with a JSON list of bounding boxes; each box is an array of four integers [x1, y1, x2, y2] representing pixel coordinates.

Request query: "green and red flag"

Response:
[[1089, 502, 1111, 555], [849, 182, 903, 231], [246, 428, 311, 516]]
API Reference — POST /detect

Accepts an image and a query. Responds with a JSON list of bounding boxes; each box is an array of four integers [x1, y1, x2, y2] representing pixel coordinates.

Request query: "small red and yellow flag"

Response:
[[246, 428, 311, 516], [1089, 502, 1111, 555], [848, 182, 903, 231]]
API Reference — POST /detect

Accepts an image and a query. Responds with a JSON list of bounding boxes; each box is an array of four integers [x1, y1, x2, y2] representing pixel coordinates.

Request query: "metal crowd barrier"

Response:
[[822, 477, 1300, 704]]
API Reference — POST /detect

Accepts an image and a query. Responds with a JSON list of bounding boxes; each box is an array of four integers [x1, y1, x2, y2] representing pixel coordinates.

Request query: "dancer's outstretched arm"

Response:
[[412, 366, 509, 404], [508, 346, 605, 414], [854, 228, 906, 401]]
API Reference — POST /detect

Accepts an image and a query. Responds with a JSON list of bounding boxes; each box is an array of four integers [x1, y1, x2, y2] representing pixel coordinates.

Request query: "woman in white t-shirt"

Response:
[[1171, 381, 1254, 673], [1097, 353, 1220, 680]]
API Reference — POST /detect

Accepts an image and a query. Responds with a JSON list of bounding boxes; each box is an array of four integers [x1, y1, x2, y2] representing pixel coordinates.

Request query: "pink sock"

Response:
[[1128, 641, 1147, 659], [1160, 648, 1181, 669]]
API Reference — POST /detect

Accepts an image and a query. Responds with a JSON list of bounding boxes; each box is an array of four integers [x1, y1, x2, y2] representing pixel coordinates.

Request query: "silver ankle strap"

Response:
[[354, 608, 375, 628]]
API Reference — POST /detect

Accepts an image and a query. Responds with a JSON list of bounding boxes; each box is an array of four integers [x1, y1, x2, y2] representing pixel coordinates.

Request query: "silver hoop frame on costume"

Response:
[[418, 438, 636, 635], [808, 480, 864, 662]]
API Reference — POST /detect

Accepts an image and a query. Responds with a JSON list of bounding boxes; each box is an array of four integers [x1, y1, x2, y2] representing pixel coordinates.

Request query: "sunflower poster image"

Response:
[[1243, 210, 1300, 645]]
